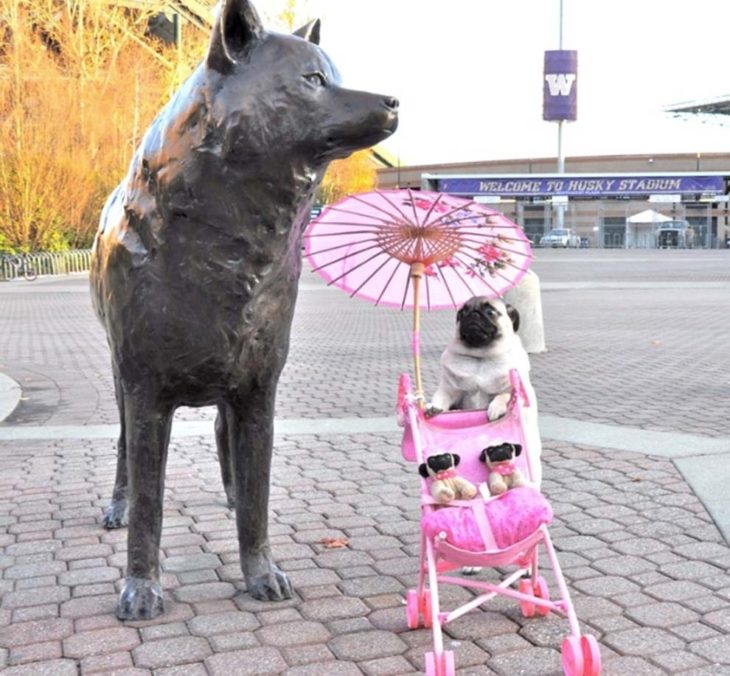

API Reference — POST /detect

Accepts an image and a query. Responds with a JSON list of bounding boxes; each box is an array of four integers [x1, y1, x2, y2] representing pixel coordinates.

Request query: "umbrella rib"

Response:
[[400, 271, 411, 311], [459, 241, 534, 275], [435, 262, 458, 307], [377, 188, 424, 230], [375, 257, 405, 305], [348, 251, 402, 300], [449, 251, 501, 297], [307, 239, 392, 260], [310, 243, 390, 274], [458, 236, 532, 258], [344, 192, 413, 224], [323, 249, 392, 286], [308, 221, 388, 229], [419, 192, 445, 228]]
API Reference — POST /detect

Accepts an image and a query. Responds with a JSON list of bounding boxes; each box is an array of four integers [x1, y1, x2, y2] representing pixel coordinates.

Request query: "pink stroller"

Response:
[[397, 369, 601, 676]]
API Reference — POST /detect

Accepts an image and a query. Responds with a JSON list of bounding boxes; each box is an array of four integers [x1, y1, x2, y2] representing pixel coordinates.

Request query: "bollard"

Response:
[[503, 269, 546, 354]]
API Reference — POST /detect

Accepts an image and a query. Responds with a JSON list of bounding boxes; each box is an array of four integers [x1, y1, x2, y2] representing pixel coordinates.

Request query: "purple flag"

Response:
[[543, 50, 578, 121]]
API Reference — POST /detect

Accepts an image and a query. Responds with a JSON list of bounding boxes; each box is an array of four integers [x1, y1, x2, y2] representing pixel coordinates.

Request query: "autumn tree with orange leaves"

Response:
[[0, 0, 207, 252], [0, 0, 379, 253]]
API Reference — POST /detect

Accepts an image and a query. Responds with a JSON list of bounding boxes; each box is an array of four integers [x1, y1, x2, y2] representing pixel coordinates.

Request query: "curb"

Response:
[[0, 372, 21, 423]]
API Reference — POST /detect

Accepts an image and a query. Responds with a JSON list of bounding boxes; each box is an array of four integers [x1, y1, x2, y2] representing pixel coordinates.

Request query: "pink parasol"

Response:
[[304, 188, 533, 401]]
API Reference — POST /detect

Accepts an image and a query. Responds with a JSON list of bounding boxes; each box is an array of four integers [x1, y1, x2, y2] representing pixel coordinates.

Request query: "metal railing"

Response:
[[0, 249, 93, 281]]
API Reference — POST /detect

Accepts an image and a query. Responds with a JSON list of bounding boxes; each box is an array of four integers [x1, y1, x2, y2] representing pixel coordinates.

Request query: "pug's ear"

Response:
[[456, 307, 464, 324], [506, 304, 520, 333], [418, 463, 429, 478], [478, 448, 488, 463], [451, 453, 461, 466], [512, 444, 522, 456]]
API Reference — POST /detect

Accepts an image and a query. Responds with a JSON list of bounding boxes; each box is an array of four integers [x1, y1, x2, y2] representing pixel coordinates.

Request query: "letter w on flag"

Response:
[[545, 73, 576, 96]]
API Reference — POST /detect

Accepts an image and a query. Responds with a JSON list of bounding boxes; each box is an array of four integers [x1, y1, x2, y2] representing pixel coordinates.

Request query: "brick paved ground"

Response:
[[0, 249, 729, 674]]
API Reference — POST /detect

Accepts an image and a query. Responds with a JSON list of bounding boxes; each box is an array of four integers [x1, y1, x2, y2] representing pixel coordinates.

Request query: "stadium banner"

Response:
[[544, 50, 578, 121], [437, 175, 725, 197]]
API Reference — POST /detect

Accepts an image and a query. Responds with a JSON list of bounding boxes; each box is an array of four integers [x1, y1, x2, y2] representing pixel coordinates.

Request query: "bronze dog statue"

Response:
[[90, 0, 398, 620]]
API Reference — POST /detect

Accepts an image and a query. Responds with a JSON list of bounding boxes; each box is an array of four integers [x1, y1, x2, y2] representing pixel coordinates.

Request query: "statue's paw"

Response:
[[102, 500, 128, 529], [246, 564, 293, 602], [116, 577, 164, 620]]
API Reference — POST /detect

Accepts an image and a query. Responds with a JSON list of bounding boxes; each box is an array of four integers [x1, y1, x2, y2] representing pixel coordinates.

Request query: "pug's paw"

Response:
[[424, 405, 443, 418], [487, 394, 509, 421]]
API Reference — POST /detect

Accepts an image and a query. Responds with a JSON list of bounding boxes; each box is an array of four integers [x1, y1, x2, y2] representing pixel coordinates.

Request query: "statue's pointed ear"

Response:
[[293, 18, 320, 44], [207, 0, 265, 73]]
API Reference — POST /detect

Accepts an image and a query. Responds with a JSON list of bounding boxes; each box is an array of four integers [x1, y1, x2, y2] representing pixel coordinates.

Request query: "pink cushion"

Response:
[[421, 487, 553, 551]]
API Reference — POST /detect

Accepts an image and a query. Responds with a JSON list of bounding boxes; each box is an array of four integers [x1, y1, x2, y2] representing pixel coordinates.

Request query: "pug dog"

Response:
[[427, 296, 535, 423], [428, 297, 542, 579]]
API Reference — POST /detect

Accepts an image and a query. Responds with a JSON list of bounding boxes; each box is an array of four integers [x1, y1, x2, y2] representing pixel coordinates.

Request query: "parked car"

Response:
[[539, 228, 580, 248]]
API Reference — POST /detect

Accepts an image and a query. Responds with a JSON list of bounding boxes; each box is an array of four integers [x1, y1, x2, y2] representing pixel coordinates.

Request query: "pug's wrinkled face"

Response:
[[456, 297, 520, 349]]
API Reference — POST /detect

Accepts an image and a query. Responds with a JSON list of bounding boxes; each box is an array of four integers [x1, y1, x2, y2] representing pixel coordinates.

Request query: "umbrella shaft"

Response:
[[411, 269, 424, 404]]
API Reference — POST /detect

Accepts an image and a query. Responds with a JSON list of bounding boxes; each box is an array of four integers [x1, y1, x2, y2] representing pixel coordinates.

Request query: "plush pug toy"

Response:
[[419, 453, 477, 504], [479, 442, 525, 496]]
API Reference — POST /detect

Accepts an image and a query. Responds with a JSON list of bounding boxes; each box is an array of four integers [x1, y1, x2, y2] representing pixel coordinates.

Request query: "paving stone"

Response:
[[8, 640, 62, 665], [328, 629, 408, 661], [284, 661, 363, 676], [487, 646, 562, 675], [337, 576, 404, 597], [206, 646, 288, 675], [1, 658, 79, 675], [187, 610, 259, 636], [281, 643, 335, 667], [156, 664, 209, 676], [591, 555, 655, 576], [208, 631, 260, 652], [132, 635, 211, 669], [0, 617, 74, 647], [625, 602, 698, 628], [255, 620, 331, 647], [172, 581, 236, 603], [162, 553, 221, 572], [603, 627, 684, 655], [601, 655, 668, 675], [299, 596, 369, 622], [1, 586, 70, 609], [573, 576, 640, 597], [140, 622, 189, 641], [691, 634, 730, 664], [3, 561, 67, 580], [79, 650, 134, 673], [360, 655, 416, 675], [645, 580, 709, 602], [63, 626, 141, 658], [650, 649, 708, 672], [327, 616, 373, 635], [58, 566, 119, 586]]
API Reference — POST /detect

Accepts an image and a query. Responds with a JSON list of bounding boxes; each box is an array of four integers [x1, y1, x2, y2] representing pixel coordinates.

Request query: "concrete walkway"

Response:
[[1, 251, 729, 675]]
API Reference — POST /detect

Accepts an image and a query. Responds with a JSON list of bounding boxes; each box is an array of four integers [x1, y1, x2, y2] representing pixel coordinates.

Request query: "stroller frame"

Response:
[[398, 369, 601, 676]]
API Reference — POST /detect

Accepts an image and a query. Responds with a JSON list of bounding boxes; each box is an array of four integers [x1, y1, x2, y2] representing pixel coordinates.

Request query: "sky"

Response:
[[253, 0, 730, 166]]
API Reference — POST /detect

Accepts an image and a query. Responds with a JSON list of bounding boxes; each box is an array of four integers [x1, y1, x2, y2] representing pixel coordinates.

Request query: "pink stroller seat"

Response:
[[398, 369, 601, 676]]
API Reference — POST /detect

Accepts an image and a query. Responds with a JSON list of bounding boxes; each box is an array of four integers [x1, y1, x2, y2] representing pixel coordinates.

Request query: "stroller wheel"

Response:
[[421, 589, 433, 628], [581, 634, 601, 676], [534, 576, 550, 617], [425, 650, 455, 676], [406, 590, 420, 629], [561, 636, 584, 676], [518, 578, 536, 618]]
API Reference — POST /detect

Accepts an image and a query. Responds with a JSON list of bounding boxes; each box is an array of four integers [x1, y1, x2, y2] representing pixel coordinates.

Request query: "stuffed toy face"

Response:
[[418, 453, 461, 478], [479, 443, 521, 465]]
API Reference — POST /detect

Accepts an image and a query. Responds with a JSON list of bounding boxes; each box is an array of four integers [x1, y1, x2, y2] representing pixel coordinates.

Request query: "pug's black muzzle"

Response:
[[459, 311, 498, 348]]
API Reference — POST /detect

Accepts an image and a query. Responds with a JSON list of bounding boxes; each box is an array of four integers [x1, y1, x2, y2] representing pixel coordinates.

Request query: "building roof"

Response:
[[665, 95, 730, 116]]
